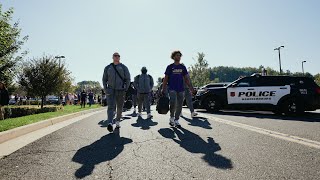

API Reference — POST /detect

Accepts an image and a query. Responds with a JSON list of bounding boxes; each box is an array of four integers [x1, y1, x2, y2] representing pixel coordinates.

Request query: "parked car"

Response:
[[9, 99, 16, 105], [195, 74, 320, 115], [183, 83, 230, 108], [47, 97, 59, 105]]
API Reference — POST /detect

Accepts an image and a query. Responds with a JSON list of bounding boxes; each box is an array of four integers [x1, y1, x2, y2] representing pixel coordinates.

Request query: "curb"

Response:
[[0, 107, 106, 144]]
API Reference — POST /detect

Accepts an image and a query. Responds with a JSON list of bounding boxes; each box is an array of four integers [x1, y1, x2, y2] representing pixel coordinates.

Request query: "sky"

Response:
[[2, 0, 320, 85]]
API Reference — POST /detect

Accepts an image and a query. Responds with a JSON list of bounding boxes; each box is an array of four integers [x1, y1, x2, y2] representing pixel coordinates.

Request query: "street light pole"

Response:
[[55, 55, 65, 68], [302, 61, 307, 75], [274, 46, 284, 75]]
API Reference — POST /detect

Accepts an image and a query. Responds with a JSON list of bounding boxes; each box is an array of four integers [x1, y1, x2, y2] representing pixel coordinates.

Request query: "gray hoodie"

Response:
[[134, 74, 154, 94], [102, 63, 131, 91]]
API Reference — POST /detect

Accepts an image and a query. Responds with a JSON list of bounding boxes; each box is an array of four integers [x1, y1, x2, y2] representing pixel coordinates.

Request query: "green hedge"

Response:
[[3, 106, 63, 119]]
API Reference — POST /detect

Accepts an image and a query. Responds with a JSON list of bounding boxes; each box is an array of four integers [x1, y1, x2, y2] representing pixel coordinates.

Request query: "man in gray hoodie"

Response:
[[102, 52, 131, 132], [134, 67, 154, 119]]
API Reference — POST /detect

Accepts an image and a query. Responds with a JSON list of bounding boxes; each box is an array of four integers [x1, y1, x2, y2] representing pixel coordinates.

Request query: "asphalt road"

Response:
[[0, 106, 320, 180]]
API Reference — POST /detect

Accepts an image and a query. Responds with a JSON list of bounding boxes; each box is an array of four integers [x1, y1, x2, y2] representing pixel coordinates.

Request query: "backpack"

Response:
[[157, 96, 170, 114], [136, 74, 153, 87]]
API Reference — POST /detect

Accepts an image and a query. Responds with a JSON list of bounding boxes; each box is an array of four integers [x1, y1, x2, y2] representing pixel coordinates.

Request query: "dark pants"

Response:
[[81, 99, 86, 108], [89, 98, 94, 107]]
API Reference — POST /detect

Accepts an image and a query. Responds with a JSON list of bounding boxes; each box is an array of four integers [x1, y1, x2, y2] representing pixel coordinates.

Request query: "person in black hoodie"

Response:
[[80, 89, 87, 108], [0, 82, 9, 120]]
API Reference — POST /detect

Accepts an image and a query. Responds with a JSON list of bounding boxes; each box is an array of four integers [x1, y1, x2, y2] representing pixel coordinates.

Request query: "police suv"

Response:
[[195, 74, 320, 115]]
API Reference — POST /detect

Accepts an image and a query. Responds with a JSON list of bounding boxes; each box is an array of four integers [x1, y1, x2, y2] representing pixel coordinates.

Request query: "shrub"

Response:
[[3, 106, 63, 119]]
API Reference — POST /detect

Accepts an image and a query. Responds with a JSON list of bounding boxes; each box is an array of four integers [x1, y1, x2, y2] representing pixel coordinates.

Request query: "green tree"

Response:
[[18, 56, 72, 108], [0, 4, 28, 90], [188, 52, 211, 87], [314, 73, 320, 86]]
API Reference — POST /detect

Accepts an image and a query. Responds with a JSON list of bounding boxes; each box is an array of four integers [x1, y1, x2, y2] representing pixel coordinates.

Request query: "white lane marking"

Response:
[[183, 109, 320, 149]]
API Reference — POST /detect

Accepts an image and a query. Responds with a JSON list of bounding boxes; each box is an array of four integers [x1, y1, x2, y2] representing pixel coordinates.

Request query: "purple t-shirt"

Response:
[[165, 64, 188, 92]]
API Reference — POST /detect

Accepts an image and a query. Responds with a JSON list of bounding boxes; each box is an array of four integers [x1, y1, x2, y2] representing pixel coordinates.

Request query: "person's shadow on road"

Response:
[[180, 116, 212, 129], [131, 117, 158, 130], [98, 120, 108, 128], [158, 127, 233, 169], [72, 129, 133, 179]]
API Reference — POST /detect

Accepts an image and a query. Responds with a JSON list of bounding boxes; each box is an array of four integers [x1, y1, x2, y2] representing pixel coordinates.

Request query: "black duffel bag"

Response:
[[157, 96, 170, 114]]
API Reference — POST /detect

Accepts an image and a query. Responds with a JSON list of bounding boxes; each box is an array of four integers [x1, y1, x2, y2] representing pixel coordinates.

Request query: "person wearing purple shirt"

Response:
[[162, 51, 195, 128]]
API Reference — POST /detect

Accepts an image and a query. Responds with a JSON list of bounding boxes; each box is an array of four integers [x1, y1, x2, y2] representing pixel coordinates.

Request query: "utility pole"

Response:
[[274, 46, 284, 75], [302, 61, 307, 75], [55, 55, 65, 68]]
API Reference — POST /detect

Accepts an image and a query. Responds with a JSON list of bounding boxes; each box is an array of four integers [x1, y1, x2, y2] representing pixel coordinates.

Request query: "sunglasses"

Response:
[[113, 55, 120, 57]]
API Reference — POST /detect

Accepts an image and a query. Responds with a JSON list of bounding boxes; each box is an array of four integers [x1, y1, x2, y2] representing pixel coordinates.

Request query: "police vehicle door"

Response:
[[227, 77, 290, 105]]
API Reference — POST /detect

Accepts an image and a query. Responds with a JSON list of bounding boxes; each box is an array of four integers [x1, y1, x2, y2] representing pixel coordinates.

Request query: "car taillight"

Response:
[[316, 87, 320, 94]]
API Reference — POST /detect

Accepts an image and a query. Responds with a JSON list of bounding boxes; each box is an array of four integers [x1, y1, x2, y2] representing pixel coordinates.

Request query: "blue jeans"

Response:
[[184, 88, 194, 113], [169, 90, 184, 120]]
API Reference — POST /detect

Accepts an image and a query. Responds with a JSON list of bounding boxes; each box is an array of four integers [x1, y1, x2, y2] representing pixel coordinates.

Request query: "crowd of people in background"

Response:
[[4, 90, 101, 108]]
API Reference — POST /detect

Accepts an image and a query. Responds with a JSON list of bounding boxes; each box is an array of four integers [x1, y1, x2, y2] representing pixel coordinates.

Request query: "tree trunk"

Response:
[[41, 96, 45, 109]]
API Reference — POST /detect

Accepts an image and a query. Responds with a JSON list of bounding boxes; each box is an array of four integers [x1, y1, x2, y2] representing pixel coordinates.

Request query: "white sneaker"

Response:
[[169, 117, 175, 126], [115, 121, 121, 128], [191, 112, 198, 118], [147, 113, 153, 119], [175, 120, 181, 128]]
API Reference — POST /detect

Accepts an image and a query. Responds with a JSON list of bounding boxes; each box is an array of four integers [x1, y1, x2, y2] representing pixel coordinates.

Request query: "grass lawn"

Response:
[[0, 104, 102, 132]]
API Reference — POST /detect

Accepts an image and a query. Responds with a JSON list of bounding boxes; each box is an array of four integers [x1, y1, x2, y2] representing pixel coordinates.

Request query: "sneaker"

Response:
[[107, 123, 114, 132], [175, 120, 181, 128], [169, 117, 175, 126], [115, 121, 121, 129], [191, 112, 198, 118], [147, 113, 153, 119]]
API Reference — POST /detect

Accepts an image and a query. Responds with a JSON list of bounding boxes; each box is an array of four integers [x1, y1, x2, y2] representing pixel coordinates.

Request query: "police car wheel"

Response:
[[282, 98, 303, 116], [205, 97, 220, 112]]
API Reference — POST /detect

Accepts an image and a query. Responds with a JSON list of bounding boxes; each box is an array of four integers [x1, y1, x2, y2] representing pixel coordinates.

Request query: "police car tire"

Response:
[[205, 97, 221, 112], [281, 98, 303, 116]]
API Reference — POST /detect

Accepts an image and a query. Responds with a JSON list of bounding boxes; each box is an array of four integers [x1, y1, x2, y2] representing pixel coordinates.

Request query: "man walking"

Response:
[[102, 52, 131, 132], [182, 64, 198, 118], [80, 90, 87, 108], [88, 90, 94, 107], [134, 67, 154, 119], [162, 51, 195, 128], [128, 82, 138, 114]]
